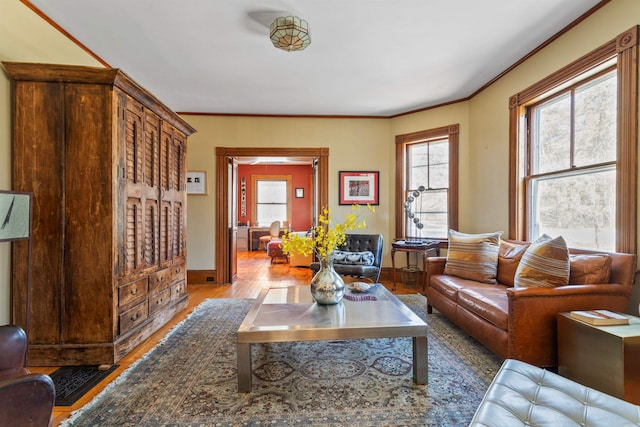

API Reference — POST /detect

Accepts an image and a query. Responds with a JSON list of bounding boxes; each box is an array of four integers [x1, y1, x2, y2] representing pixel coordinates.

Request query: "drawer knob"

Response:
[[130, 289, 137, 295], [130, 313, 139, 322]]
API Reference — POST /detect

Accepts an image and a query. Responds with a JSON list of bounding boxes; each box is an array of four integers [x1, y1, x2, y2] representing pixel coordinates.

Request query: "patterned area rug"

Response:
[[61, 294, 503, 426]]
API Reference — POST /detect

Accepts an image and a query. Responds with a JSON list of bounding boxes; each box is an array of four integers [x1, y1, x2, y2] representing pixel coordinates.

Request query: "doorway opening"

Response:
[[215, 147, 329, 284]]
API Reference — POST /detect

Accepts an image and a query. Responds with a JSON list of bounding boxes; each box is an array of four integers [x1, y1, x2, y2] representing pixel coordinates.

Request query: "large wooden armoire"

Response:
[[4, 62, 196, 366]]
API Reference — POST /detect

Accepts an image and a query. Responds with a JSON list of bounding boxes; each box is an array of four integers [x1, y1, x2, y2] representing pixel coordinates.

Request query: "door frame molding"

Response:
[[215, 147, 329, 284]]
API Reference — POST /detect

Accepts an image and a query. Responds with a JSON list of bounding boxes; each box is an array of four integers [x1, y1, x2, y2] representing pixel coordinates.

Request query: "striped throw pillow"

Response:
[[444, 230, 502, 284], [514, 234, 570, 288]]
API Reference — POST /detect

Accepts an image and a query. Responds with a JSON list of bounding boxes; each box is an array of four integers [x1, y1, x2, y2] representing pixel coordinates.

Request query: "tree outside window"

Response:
[[527, 70, 617, 251], [406, 138, 449, 239]]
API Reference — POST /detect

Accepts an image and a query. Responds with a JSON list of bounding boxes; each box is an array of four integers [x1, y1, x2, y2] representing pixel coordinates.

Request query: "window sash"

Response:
[[509, 27, 638, 253], [256, 180, 286, 226], [528, 68, 617, 176], [527, 166, 616, 251]]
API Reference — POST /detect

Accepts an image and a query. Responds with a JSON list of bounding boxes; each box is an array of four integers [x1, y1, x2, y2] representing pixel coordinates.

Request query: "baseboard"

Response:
[[188, 270, 217, 284]]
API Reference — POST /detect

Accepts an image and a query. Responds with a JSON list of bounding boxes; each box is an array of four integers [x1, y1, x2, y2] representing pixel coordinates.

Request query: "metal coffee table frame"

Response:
[[236, 285, 428, 392]]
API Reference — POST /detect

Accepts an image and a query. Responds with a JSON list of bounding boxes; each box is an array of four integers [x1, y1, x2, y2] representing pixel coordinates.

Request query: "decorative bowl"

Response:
[[348, 282, 372, 293]]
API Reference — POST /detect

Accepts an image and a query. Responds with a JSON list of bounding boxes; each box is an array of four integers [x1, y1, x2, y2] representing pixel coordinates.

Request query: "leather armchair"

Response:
[[0, 325, 55, 427], [470, 359, 640, 426], [311, 233, 384, 282]]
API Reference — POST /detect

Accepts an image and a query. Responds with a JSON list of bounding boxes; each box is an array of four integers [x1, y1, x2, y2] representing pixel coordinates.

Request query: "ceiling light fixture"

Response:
[[270, 16, 311, 52]]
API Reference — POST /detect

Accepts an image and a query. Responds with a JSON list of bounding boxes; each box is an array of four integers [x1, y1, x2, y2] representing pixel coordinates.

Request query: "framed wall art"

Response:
[[187, 171, 207, 195], [339, 171, 379, 205]]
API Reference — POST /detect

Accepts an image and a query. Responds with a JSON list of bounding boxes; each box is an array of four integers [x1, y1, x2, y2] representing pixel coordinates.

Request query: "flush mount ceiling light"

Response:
[[270, 16, 311, 52]]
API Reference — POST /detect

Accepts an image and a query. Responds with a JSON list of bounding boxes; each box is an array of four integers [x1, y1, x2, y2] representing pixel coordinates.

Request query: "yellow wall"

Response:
[[184, 115, 392, 269], [1, 0, 640, 325]]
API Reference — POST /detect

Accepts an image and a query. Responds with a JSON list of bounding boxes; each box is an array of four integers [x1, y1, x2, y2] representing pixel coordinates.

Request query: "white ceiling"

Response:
[[29, 0, 603, 117]]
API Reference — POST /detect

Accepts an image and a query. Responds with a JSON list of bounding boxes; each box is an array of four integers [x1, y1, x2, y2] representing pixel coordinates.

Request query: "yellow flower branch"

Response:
[[281, 204, 375, 259]]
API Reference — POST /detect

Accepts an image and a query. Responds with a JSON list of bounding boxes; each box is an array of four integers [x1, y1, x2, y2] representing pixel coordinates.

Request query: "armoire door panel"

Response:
[[4, 61, 195, 366], [11, 80, 65, 344]]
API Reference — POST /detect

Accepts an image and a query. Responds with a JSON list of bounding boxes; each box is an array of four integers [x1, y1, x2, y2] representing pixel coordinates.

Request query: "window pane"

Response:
[[257, 205, 286, 226], [408, 140, 448, 189], [530, 168, 615, 251], [422, 213, 448, 239], [405, 189, 447, 239], [256, 180, 287, 226], [408, 144, 428, 189], [533, 93, 571, 174], [406, 138, 450, 239], [429, 164, 448, 188], [574, 72, 617, 167], [257, 180, 286, 203]]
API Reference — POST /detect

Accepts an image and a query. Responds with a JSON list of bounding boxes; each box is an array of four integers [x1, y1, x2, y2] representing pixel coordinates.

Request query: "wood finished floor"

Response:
[[33, 250, 420, 426]]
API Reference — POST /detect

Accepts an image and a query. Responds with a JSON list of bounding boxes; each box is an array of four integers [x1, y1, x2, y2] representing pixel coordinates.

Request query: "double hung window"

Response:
[[395, 125, 458, 241], [252, 175, 293, 227], [527, 69, 617, 250], [509, 27, 638, 253]]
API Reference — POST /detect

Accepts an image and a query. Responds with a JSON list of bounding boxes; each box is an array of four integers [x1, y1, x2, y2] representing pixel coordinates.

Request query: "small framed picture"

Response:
[[339, 171, 379, 205], [295, 188, 304, 198], [187, 171, 207, 195]]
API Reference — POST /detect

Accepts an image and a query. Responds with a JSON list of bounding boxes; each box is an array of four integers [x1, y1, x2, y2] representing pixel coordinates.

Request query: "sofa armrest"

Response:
[[426, 257, 447, 276], [506, 283, 632, 367]]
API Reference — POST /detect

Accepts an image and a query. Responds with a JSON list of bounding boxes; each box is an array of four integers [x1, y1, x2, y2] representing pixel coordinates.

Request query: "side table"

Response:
[[557, 312, 640, 404], [391, 240, 440, 292]]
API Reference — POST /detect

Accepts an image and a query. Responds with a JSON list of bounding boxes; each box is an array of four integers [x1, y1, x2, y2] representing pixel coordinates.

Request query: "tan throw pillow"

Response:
[[514, 234, 570, 288], [444, 230, 502, 284], [569, 254, 612, 284], [497, 240, 530, 286]]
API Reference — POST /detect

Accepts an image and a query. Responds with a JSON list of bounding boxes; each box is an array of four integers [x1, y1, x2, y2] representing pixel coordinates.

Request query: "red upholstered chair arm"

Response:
[[0, 373, 55, 427]]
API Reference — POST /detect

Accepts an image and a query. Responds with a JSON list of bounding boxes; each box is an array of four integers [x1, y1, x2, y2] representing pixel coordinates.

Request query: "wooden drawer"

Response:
[[170, 281, 186, 301], [119, 301, 149, 335], [149, 288, 171, 315], [118, 278, 148, 308], [149, 263, 185, 293]]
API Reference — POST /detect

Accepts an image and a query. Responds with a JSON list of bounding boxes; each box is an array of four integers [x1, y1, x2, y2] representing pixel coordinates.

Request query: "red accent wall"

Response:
[[237, 164, 313, 232]]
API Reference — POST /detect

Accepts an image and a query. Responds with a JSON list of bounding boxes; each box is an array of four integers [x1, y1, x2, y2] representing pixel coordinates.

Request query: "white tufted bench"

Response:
[[469, 359, 640, 426]]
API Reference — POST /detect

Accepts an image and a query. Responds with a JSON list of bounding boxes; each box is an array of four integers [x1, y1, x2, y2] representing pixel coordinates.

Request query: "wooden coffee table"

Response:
[[236, 284, 429, 392]]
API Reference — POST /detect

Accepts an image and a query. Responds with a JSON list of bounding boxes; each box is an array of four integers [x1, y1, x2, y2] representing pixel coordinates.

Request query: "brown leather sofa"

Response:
[[0, 325, 55, 427], [426, 241, 636, 367]]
